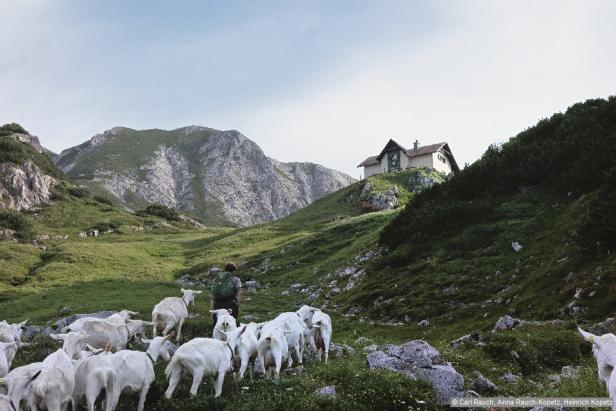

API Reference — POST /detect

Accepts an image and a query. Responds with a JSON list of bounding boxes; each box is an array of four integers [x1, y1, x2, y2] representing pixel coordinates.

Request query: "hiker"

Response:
[[211, 262, 242, 325]]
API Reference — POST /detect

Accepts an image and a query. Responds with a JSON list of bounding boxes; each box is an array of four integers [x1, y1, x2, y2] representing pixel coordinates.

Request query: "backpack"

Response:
[[211, 271, 236, 300]]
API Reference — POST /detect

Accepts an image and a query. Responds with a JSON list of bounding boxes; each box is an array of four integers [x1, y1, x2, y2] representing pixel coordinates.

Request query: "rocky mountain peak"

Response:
[[54, 126, 355, 226]]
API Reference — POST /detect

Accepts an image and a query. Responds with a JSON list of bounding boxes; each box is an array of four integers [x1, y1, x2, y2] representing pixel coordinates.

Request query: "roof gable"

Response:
[[377, 139, 408, 161]]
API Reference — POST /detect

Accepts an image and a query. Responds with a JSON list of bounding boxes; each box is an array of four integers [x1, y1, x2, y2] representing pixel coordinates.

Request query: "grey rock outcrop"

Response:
[[0, 161, 57, 210], [55, 127, 355, 226], [366, 340, 465, 405]]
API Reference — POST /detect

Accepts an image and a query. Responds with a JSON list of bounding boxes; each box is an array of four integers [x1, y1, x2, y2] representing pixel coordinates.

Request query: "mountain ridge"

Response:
[[55, 126, 355, 226]]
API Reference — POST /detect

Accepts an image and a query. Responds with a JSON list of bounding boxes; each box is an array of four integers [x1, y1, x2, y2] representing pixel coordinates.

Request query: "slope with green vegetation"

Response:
[[2, 98, 616, 408]]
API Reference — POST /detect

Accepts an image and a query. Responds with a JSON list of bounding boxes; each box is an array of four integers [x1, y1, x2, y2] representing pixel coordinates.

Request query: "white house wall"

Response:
[[431, 151, 453, 174], [408, 154, 434, 169]]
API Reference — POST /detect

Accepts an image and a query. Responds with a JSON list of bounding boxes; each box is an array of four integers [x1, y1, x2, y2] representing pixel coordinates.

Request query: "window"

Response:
[[438, 154, 447, 164]]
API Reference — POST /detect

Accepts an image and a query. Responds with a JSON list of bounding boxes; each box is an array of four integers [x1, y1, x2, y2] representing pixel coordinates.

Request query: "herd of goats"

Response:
[[0, 289, 332, 411]]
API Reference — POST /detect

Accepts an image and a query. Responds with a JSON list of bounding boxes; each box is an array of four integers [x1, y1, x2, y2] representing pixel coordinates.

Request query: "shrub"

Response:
[[137, 204, 180, 221], [67, 186, 90, 198], [577, 167, 616, 254], [0, 136, 62, 179], [0, 122, 28, 136], [381, 97, 616, 251], [50, 183, 67, 200], [0, 209, 34, 240], [93, 195, 114, 206]]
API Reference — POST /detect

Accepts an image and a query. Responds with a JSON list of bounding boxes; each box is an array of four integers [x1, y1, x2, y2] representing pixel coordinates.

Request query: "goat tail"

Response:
[[165, 355, 181, 380]]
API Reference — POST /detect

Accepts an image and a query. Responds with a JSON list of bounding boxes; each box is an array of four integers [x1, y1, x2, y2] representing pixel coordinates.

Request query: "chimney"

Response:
[[413, 140, 419, 150]]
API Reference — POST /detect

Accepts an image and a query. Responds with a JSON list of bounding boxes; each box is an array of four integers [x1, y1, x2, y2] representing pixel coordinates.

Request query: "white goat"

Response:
[[0, 319, 28, 368], [296, 305, 320, 326], [256, 326, 289, 379], [0, 362, 43, 409], [72, 351, 114, 411], [27, 348, 75, 411], [232, 322, 259, 380], [106, 335, 174, 411], [78, 319, 152, 352], [152, 289, 202, 342], [310, 311, 332, 362], [211, 309, 237, 341], [49, 331, 90, 360], [579, 327, 616, 407], [0, 342, 17, 378], [62, 310, 137, 333], [0, 368, 41, 411], [261, 312, 306, 367], [164, 326, 246, 398]]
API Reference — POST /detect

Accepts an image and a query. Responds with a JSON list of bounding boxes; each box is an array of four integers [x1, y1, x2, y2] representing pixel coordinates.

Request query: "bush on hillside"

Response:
[[137, 204, 180, 221], [93, 195, 114, 206], [0, 123, 28, 136], [0, 209, 34, 240], [381, 97, 616, 250], [67, 186, 91, 198], [577, 167, 616, 254]]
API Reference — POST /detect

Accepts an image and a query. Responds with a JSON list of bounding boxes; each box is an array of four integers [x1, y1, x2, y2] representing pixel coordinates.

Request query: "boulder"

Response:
[[588, 318, 616, 335], [330, 342, 355, 358], [493, 315, 520, 332], [366, 340, 465, 405], [450, 332, 483, 348], [315, 386, 336, 398], [561, 365, 581, 379], [355, 336, 374, 346], [472, 372, 498, 394], [501, 372, 521, 383]]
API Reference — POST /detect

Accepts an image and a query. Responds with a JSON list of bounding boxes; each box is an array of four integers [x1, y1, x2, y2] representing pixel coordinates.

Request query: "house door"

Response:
[[388, 151, 401, 173]]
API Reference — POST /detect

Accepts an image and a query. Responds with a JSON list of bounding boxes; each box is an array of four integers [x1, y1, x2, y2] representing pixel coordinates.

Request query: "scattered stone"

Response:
[[588, 290, 597, 298], [418, 319, 430, 327], [289, 283, 304, 291], [330, 287, 341, 295], [501, 372, 521, 383], [564, 271, 575, 281], [561, 365, 581, 379], [87, 229, 99, 237], [449, 332, 483, 348], [330, 342, 355, 358], [347, 306, 362, 315], [355, 336, 374, 346], [493, 315, 520, 331], [547, 374, 561, 386], [242, 314, 258, 322], [281, 290, 289, 296], [208, 267, 222, 275], [78, 231, 87, 238], [245, 280, 259, 293], [588, 318, 616, 335], [307, 291, 319, 302], [574, 288, 583, 299], [511, 242, 523, 252], [58, 306, 71, 315], [259, 258, 271, 274], [472, 372, 498, 394], [366, 340, 465, 405], [363, 344, 379, 353], [315, 386, 336, 398]]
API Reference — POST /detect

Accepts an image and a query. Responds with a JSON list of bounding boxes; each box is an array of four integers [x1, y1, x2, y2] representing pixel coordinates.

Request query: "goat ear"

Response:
[[18, 319, 28, 327], [50, 333, 65, 341], [181, 288, 186, 293], [141, 338, 151, 344], [128, 311, 139, 316], [29, 370, 42, 382]]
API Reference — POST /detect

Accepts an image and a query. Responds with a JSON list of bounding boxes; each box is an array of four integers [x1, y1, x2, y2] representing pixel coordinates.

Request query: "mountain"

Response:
[[54, 126, 355, 226], [0, 124, 62, 212]]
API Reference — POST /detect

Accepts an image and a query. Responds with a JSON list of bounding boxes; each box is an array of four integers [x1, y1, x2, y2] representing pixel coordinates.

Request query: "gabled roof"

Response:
[[357, 155, 379, 167], [358, 139, 460, 173]]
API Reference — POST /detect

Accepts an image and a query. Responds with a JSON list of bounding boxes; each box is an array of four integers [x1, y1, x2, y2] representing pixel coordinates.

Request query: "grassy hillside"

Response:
[[2, 99, 616, 408]]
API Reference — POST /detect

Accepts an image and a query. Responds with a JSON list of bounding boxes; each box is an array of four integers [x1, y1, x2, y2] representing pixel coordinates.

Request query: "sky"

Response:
[[1, 0, 615, 178]]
